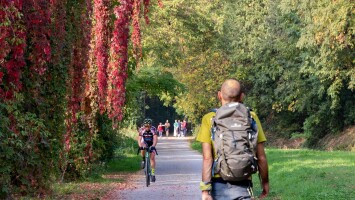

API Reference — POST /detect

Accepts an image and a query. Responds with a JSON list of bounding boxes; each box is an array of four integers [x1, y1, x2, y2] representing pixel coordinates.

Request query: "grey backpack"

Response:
[[212, 102, 258, 181]]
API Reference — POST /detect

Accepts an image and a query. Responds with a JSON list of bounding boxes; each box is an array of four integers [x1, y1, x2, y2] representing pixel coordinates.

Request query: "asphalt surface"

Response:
[[110, 136, 202, 200]]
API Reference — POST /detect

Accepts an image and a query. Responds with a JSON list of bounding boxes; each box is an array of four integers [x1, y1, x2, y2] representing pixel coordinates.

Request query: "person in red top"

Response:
[[181, 119, 187, 137], [157, 122, 164, 138]]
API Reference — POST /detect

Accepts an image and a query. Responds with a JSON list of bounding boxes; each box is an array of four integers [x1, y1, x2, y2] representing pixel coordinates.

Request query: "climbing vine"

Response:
[[23, 0, 51, 76], [0, 0, 161, 197], [107, 0, 133, 125], [0, 0, 26, 100], [94, 0, 109, 114]]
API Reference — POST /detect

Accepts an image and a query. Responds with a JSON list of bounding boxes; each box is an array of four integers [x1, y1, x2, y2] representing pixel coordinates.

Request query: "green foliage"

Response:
[[106, 128, 141, 172], [95, 115, 119, 162], [263, 111, 305, 139], [127, 67, 183, 97], [49, 128, 140, 199], [141, 0, 238, 123], [190, 139, 202, 153], [0, 97, 57, 198], [173, 52, 237, 123], [142, 0, 355, 147], [125, 67, 183, 125], [62, 113, 120, 181]]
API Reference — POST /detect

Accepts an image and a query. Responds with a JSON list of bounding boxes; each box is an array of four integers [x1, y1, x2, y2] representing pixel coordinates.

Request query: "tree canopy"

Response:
[[139, 0, 354, 144]]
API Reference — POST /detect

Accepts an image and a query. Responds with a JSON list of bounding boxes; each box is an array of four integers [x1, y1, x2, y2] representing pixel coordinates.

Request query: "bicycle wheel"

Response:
[[145, 154, 150, 187]]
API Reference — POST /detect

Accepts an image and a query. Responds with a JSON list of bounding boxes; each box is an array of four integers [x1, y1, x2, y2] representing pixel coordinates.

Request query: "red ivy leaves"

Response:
[[157, 0, 163, 8], [106, 0, 161, 125], [23, 0, 51, 76], [50, 0, 66, 65], [0, 4, 10, 62], [93, 0, 109, 114], [143, 0, 163, 23], [66, 48, 84, 151], [0, 0, 26, 100], [107, 0, 133, 124], [143, 0, 150, 24], [65, 0, 93, 162], [132, 0, 142, 64]]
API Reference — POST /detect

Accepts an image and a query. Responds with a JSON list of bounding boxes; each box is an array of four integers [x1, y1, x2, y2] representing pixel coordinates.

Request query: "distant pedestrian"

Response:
[[181, 119, 187, 137], [165, 120, 170, 137], [177, 120, 181, 137], [173, 120, 178, 137], [157, 122, 164, 138]]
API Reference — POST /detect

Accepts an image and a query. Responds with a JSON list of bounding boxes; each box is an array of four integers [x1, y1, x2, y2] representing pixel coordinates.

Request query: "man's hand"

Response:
[[259, 181, 269, 199], [202, 191, 212, 200], [150, 146, 156, 151], [256, 142, 269, 199]]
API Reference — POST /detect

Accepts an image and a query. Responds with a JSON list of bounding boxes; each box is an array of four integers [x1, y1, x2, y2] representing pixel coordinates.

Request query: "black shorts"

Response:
[[144, 140, 153, 147]]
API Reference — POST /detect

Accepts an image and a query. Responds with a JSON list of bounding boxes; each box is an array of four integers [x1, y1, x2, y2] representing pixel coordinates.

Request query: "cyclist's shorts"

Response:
[[144, 140, 153, 147]]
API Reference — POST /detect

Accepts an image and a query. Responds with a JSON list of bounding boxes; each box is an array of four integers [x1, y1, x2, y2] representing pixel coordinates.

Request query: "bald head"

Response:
[[219, 79, 243, 103]]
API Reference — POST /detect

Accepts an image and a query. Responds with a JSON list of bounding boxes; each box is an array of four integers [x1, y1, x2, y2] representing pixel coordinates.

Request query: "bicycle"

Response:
[[138, 145, 158, 187]]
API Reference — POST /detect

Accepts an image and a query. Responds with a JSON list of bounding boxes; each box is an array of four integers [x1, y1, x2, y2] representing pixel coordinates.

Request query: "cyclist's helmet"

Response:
[[143, 118, 153, 126]]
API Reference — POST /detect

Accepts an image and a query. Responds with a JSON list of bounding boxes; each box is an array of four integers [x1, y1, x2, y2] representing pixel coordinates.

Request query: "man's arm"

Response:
[[256, 142, 269, 199], [137, 133, 142, 147], [201, 142, 213, 199]]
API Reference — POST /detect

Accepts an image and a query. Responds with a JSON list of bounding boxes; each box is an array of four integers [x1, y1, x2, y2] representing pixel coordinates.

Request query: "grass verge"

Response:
[[191, 139, 355, 200], [50, 128, 141, 200]]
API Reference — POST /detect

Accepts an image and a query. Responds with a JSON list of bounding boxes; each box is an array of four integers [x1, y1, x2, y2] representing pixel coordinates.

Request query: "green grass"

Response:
[[191, 140, 355, 200], [106, 130, 141, 173], [52, 182, 91, 196], [106, 154, 141, 173], [49, 129, 142, 199], [191, 139, 202, 153]]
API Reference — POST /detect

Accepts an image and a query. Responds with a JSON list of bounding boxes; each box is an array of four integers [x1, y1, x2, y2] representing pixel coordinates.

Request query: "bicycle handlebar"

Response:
[[137, 146, 158, 155]]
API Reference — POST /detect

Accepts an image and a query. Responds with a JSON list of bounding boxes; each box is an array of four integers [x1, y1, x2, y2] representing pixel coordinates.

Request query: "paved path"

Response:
[[109, 137, 202, 199]]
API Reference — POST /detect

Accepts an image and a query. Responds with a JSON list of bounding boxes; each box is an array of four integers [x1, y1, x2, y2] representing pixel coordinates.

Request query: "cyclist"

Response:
[[138, 118, 158, 182]]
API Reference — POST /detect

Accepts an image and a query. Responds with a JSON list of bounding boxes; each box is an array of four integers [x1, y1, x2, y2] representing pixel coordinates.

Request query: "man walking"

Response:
[[197, 79, 269, 200], [164, 120, 170, 137]]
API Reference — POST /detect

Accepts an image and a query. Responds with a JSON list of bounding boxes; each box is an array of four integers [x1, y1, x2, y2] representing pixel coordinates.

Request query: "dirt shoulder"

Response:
[[48, 172, 136, 200], [318, 126, 355, 151], [266, 126, 355, 151], [101, 171, 140, 200]]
